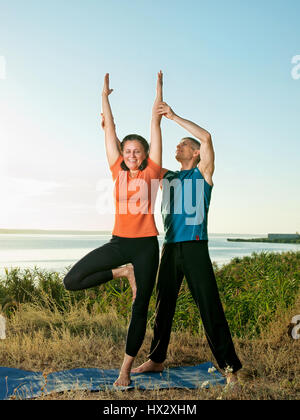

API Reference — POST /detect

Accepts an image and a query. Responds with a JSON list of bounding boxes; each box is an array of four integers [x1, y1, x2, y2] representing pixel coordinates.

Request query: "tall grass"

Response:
[[216, 251, 300, 337], [0, 250, 299, 400], [0, 251, 299, 339]]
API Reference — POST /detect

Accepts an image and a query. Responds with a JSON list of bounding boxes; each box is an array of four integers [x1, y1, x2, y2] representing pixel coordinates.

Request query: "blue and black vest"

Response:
[[161, 167, 213, 244]]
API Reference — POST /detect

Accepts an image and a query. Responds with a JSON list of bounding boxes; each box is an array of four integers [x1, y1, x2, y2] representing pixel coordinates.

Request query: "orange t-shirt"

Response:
[[110, 155, 162, 238]]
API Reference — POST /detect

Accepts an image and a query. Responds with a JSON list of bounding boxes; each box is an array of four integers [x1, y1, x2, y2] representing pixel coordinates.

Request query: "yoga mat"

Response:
[[0, 362, 226, 400]]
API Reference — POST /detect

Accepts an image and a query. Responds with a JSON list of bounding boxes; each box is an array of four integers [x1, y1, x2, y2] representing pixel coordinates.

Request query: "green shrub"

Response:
[[1, 251, 299, 339]]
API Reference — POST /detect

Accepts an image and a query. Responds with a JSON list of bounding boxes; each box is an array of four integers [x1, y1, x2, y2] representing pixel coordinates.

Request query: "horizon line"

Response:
[[0, 228, 270, 236]]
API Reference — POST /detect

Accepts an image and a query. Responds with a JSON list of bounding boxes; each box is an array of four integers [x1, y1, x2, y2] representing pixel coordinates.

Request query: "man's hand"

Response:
[[157, 102, 176, 120], [152, 101, 163, 120], [102, 73, 114, 97]]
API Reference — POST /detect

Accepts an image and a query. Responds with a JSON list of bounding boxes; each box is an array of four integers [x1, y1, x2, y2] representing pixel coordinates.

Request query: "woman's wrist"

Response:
[[151, 114, 162, 123]]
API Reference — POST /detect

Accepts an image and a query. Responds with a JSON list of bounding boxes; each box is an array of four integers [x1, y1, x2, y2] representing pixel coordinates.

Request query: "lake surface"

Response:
[[0, 233, 299, 276]]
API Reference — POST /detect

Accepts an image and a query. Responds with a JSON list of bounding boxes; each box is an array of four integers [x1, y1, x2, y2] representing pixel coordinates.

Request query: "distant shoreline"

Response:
[[1, 230, 298, 243], [227, 237, 300, 244], [0, 229, 270, 237], [0, 228, 167, 236], [0, 229, 112, 235]]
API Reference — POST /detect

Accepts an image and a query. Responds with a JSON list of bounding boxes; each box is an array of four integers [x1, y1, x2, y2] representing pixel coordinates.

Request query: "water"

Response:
[[0, 233, 299, 276]]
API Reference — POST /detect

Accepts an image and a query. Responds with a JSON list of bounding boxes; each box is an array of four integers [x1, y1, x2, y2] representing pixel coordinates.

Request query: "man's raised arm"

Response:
[[157, 102, 215, 182]]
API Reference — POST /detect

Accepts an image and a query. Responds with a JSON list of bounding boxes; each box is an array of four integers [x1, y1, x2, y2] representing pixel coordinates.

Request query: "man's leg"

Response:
[[182, 241, 242, 374], [132, 243, 184, 373]]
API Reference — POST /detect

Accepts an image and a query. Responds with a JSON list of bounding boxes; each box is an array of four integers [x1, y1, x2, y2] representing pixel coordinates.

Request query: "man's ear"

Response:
[[194, 149, 201, 162]]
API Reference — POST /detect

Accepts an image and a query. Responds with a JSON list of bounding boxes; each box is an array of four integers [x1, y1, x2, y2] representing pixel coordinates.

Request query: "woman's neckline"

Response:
[[128, 170, 139, 179]]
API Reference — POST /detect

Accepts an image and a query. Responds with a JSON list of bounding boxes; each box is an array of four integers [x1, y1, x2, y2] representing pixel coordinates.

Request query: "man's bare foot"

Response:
[[113, 371, 131, 387], [225, 372, 241, 390], [131, 359, 164, 374], [112, 263, 137, 301]]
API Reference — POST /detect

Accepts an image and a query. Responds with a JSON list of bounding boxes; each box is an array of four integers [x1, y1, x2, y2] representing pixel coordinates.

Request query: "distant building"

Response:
[[268, 233, 300, 240]]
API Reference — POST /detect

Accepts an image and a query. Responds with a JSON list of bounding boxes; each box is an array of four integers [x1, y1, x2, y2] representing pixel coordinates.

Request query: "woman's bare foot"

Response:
[[113, 354, 135, 387], [113, 371, 131, 387], [131, 359, 164, 374], [112, 263, 137, 301]]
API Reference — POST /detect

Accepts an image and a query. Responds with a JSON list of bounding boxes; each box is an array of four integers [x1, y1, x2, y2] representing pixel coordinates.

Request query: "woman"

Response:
[[63, 71, 163, 386]]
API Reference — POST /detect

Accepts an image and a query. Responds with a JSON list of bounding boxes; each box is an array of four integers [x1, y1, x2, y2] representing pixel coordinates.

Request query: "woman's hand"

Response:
[[152, 71, 163, 121], [156, 70, 163, 99], [102, 73, 114, 97]]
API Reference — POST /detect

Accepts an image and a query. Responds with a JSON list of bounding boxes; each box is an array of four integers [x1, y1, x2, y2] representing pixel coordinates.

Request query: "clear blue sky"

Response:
[[0, 0, 299, 233]]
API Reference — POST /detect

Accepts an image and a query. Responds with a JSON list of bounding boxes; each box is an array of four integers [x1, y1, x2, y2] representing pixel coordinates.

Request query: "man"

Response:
[[132, 102, 242, 385]]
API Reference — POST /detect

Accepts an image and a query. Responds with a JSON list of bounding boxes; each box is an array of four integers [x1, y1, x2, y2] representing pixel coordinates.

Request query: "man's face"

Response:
[[175, 139, 197, 162]]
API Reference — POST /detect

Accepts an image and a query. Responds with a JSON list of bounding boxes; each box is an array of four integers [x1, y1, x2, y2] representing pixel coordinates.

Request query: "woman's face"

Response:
[[122, 140, 147, 171]]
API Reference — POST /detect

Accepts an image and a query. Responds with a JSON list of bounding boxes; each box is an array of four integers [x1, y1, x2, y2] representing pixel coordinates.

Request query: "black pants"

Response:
[[63, 235, 159, 357], [148, 241, 242, 373]]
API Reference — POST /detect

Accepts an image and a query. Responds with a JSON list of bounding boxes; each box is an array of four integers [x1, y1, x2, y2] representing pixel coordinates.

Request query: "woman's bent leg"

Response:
[[63, 238, 127, 291]]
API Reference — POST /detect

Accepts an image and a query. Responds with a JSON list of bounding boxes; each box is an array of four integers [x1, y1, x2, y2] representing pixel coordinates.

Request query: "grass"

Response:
[[0, 250, 300, 400]]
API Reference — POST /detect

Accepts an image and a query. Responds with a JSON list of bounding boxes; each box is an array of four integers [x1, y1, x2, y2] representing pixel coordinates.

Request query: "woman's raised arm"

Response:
[[149, 71, 163, 167], [101, 73, 121, 166]]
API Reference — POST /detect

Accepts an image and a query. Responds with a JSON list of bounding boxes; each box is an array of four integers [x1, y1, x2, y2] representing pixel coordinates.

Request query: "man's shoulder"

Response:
[[162, 169, 182, 181], [196, 165, 214, 187], [161, 168, 176, 178]]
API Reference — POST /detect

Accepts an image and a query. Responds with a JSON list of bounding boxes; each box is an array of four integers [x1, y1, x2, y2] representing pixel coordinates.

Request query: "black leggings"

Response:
[[63, 235, 159, 357], [148, 241, 242, 373]]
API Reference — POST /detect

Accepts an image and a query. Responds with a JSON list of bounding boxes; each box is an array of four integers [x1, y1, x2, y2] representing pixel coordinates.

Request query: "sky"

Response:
[[0, 0, 299, 234]]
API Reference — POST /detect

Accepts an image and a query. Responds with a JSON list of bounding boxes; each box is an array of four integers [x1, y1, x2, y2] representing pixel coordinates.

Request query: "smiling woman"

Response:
[[120, 135, 149, 173], [62, 71, 164, 387]]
